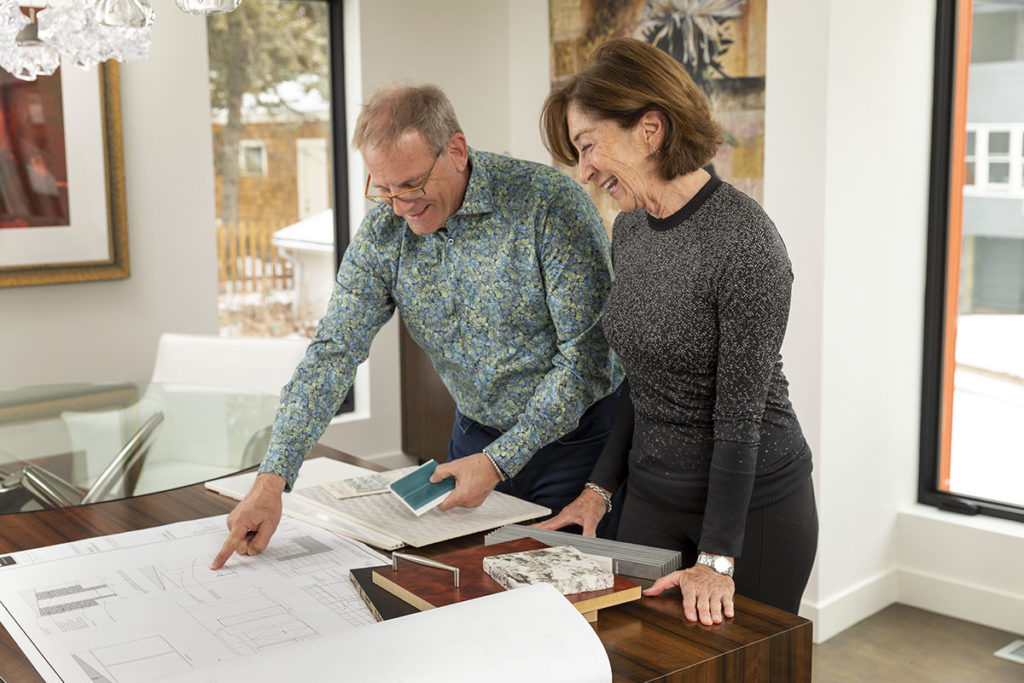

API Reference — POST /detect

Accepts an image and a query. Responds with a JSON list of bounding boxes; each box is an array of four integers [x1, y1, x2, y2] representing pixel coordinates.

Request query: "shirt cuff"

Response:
[[481, 430, 534, 478], [258, 449, 302, 492]]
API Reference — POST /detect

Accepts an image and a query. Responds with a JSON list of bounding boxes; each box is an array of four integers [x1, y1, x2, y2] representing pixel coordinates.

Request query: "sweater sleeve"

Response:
[[588, 378, 632, 493], [700, 224, 794, 557]]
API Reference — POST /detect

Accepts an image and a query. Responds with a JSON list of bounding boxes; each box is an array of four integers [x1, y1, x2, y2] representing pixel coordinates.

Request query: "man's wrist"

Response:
[[253, 473, 287, 494], [482, 448, 508, 482]]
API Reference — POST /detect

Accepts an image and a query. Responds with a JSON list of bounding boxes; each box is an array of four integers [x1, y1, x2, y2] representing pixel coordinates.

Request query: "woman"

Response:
[[537, 37, 818, 625]]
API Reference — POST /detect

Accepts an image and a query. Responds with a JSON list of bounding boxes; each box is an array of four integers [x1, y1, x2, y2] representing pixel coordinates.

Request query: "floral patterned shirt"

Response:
[[259, 149, 622, 489]]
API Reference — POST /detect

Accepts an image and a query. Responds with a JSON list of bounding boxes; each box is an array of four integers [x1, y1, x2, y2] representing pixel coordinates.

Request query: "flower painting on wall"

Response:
[[0, 69, 71, 229], [550, 0, 766, 230]]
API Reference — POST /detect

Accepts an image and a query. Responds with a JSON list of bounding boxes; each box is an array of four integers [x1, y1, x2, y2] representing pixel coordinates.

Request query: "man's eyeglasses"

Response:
[[364, 153, 441, 206]]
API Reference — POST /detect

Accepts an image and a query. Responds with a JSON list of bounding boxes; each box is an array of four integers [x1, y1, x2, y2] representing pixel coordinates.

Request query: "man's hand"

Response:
[[210, 473, 286, 570], [429, 452, 499, 511], [643, 562, 736, 626], [533, 487, 607, 537]]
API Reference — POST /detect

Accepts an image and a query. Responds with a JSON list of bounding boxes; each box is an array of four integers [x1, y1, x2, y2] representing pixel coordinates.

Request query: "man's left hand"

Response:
[[430, 452, 500, 511]]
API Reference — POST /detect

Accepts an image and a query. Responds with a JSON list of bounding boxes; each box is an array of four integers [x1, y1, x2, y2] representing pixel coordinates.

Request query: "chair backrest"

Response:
[[150, 333, 310, 396]]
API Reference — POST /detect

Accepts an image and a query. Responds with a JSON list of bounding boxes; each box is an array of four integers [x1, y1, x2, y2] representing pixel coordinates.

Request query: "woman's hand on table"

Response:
[[210, 473, 285, 570], [643, 564, 735, 625]]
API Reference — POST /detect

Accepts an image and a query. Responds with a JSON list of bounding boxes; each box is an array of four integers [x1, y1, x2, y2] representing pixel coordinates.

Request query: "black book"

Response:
[[348, 565, 419, 621]]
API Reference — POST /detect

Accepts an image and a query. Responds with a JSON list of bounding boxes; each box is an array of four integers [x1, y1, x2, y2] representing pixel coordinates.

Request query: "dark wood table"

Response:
[[0, 445, 811, 682]]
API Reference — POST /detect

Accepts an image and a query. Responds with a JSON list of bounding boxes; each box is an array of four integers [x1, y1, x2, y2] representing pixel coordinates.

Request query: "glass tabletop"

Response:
[[0, 382, 281, 513]]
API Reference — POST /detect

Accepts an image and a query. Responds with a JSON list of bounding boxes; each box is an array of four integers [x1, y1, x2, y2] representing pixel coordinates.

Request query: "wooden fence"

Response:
[[216, 221, 294, 295]]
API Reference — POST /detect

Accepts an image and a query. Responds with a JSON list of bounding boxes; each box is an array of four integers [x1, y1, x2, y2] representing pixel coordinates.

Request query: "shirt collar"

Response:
[[451, 147, 494, 218]]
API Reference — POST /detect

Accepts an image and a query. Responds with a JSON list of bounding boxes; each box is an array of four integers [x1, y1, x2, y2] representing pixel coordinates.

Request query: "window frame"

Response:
[[962, 123, 1024, 194], [324, 0, 354, 414], [921, 0, 1024, 523], [324, 0, 350, 270], [238, 139, 268, 176]]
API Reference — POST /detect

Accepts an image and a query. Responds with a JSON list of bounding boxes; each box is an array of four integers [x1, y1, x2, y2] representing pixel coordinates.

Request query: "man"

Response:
[[211, 85, 620, 569]]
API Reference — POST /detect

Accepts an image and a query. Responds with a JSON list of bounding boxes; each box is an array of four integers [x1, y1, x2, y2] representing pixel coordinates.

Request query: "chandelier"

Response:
[[0, 0, 242, 82]]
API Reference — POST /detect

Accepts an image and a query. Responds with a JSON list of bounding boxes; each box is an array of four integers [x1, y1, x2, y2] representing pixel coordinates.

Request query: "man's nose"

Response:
[[390, 196, 417, 216]]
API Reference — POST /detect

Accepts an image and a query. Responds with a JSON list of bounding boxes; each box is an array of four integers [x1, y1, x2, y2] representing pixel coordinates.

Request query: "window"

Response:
[[205, 0, 352, 413], [239, 140, 267, 176], [922, 0, 1024, 522], [963, 124, 1024, 194], [207, 0, 347, 337]]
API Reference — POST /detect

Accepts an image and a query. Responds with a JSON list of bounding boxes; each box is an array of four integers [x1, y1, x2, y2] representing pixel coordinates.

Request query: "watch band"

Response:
[[696, 552, 735, 577]]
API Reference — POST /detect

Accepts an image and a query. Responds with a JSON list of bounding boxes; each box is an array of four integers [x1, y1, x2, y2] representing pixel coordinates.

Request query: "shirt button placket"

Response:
[[444, 234, 466, 366]]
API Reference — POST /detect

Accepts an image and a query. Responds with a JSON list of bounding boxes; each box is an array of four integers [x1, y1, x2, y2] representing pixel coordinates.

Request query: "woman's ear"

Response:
[[640, 110, 667, 154]]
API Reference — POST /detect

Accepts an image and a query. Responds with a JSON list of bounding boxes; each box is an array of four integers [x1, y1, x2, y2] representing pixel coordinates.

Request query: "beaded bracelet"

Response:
[[483, 450, 507, 483], [584, 482, 612, 514]]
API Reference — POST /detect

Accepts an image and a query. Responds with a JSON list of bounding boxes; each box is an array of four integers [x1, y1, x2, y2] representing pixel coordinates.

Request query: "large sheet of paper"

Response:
[[166, 583, 612, 683], [0, 515, 388, 683]]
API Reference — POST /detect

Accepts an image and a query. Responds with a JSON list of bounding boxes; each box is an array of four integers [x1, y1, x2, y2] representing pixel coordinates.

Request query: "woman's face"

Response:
[[566, 102, 658, 213]]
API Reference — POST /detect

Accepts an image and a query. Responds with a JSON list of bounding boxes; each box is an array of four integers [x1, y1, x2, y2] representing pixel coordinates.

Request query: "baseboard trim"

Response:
[[800, 570, 898, 643], [802, 567, 1024, 644], [897, 568, 1024, 636]]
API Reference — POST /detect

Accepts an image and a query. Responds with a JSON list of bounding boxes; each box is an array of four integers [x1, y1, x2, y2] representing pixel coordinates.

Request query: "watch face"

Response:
[[713, 556, 732, 573]]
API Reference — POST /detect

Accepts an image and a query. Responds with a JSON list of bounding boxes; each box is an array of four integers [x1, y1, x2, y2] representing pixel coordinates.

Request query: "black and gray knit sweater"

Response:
[[591, 176, 812, 557]]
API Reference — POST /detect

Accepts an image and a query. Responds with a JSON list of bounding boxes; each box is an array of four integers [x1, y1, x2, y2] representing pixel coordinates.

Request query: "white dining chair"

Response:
[[123, 332, 316, 494], [150, 332, 310, 395]]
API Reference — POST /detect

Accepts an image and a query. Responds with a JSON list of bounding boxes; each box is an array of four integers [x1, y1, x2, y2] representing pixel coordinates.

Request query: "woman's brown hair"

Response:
[[541, 37, 721, 180]]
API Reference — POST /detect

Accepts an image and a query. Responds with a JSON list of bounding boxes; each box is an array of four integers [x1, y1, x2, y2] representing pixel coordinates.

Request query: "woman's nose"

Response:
[[578, 158, 595, 184]]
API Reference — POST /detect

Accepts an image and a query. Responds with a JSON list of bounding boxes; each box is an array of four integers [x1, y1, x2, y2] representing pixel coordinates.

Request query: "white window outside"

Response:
[[963, 123, 1024, 196]]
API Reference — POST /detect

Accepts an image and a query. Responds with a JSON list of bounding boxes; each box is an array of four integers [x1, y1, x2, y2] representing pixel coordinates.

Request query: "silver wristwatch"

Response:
[[696, 552, 735, 577]]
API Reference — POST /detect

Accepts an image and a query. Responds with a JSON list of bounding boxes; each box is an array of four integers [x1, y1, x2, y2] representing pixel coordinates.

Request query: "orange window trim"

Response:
[[939, 0, 974, 491]]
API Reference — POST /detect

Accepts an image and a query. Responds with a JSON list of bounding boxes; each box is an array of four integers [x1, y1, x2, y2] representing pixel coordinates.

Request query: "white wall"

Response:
[[765, 0, 1024, 641], [508, 2, 553, 164], [763, 0, 829, 610], [355, 0, 512, 154], [0, 4, 219, 386]]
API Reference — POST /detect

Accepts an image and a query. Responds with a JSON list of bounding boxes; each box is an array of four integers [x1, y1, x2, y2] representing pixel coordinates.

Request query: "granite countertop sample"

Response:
[[482, 545, 614, 594]]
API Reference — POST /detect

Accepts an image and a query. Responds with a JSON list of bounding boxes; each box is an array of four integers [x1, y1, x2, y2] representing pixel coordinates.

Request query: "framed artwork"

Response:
[[549, 0, 766, 229], [0, 61, 128, 287]]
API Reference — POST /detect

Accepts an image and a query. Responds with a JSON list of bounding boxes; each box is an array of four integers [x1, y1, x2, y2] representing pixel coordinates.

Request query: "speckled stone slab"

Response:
[[482, 545, 614, 594]]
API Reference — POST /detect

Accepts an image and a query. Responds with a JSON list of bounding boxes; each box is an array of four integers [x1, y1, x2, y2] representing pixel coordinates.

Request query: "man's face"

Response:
[[362, 130, 469, 235]]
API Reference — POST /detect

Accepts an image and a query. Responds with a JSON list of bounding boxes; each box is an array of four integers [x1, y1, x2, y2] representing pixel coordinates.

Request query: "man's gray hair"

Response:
[[352, 84, 463, 153]]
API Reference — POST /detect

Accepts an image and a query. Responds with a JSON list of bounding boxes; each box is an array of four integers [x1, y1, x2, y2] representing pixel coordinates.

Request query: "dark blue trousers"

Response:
[[447, 390, 623, 538]]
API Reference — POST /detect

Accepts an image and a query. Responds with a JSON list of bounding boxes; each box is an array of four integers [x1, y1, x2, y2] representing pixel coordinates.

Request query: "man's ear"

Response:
[[447, 133, 469, 172]]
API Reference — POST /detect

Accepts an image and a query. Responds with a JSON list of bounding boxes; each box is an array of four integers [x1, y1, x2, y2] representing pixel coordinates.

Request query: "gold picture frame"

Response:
[[0, 62, 128, 287]]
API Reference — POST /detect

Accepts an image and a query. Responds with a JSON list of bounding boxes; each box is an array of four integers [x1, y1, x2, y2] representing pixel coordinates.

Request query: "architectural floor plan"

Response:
[[0, 515, 387, 682]]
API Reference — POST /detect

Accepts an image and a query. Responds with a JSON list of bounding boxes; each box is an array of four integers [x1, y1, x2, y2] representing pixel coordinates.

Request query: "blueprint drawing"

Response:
[[0, 515, 387, 683]]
